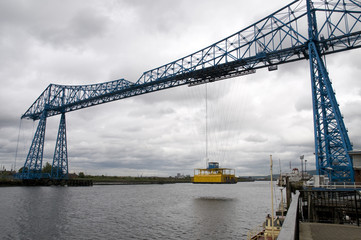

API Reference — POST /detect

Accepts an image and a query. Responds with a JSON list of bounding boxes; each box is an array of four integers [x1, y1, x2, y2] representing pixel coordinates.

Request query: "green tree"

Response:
[[78, 172, 85, 178], [42, 162, 52, 174], [18, 167, 28, 173]]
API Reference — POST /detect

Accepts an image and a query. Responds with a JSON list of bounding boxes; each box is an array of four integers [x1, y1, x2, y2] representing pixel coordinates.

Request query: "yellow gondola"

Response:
[[192, 162, 237, 184]]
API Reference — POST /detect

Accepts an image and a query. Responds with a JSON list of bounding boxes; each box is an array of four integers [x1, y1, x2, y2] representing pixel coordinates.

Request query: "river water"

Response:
[[0, 182, 273, 240]]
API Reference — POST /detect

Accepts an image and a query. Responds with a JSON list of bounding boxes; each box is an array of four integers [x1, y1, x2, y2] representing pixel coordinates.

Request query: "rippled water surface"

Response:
[[0, 182, 272, 239]]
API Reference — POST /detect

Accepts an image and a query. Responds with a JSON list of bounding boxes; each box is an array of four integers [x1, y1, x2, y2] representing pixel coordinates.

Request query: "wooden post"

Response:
[[270, 155, 275, 240]]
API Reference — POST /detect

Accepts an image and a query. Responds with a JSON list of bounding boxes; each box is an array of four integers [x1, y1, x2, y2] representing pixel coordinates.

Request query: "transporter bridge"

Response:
[[18, 0, 361, 182]]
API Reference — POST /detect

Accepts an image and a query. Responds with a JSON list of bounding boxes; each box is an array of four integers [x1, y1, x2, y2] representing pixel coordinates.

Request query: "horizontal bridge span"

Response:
[[21, 0, 361, 120]]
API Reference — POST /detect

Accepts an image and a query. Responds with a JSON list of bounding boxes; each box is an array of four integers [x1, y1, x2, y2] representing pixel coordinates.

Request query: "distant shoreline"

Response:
[[93, 181, 185, 185], [0, 176, 260, 187], [0, 178, 191, 187]]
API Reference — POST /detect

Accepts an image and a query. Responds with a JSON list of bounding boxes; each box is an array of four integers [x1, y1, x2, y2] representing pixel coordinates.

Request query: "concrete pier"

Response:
[[299, 222, 361, 240]]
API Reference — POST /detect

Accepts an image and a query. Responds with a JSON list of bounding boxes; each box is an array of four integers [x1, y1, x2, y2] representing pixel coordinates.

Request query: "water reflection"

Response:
[[0, 182, 271, 240], [14, 187, 69, 240], [192, 196, 239, 239], [195, 196, 235, 201]]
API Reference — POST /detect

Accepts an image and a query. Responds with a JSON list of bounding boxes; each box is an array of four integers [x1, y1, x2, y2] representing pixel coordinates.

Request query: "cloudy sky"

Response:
[[1, 0, 360, 177]]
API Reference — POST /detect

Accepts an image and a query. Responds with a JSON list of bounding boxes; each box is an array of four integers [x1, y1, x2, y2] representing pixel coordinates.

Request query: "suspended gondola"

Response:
[[192, 161, 237, 184]]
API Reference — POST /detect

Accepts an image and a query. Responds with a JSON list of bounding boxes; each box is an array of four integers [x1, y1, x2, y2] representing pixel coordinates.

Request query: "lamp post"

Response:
[[300, 155, 304, 180]]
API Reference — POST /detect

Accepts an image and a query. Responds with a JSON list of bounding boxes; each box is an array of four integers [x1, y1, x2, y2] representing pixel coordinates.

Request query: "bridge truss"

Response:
[[19, 0, 361, 182]]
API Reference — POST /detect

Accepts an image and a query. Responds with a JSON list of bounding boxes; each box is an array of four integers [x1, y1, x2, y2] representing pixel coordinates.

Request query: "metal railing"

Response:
[[278, 189, 361, 240], [299, 190, 361, 226], [306, 182, 361, 190], [278, 191, 300, 240]]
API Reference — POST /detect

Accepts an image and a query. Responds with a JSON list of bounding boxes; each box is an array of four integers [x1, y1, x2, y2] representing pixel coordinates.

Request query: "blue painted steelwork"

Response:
[[208, 162, 220, 169], [307, 0, 356, 182], [22, 79, 134, 121], [51, 113, 69, 179], [20, 112, 47, 179], [19, 0, 361, 181]]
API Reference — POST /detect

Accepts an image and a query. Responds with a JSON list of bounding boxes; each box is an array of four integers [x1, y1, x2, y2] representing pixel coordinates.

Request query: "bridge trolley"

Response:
[[192, 162, 237, 184]]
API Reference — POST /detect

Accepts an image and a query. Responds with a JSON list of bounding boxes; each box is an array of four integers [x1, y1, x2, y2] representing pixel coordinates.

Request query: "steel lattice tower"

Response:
[[51, 113, 69, 180], [21, 112, 47, 179], [307, 0, 356, 182]]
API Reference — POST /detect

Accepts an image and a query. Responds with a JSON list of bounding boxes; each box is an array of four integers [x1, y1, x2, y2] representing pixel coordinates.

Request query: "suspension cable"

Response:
[[14, 119, 23, 171]]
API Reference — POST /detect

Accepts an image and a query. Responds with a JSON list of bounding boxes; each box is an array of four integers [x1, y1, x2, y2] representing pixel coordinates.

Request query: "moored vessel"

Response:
[[248, 214, 284, 240], [247, 155, 285, 239]]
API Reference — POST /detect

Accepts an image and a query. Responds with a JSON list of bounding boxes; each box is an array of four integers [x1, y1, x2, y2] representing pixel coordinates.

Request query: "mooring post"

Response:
[[355, 190, 359, 226]]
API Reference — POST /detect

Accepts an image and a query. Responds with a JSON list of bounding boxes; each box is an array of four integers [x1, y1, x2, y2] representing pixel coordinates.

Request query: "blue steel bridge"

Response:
[[19, 0, 361, 182]]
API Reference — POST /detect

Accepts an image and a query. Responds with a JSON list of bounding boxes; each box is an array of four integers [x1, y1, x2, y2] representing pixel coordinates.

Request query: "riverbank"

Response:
[[0, 178, 93, 187], [0, 176, 192, 186], [0, 179, 23, 187], [1, 175, 258, 186], [91, 176, 191, 185]]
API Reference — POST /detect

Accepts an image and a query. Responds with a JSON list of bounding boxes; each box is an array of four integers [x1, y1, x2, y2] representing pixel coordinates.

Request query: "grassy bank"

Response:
[[0, 175, 191, 186], [76, 175, 192, 185]]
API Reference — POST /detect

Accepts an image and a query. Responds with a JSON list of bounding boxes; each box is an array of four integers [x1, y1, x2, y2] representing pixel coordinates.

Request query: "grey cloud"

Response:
[[34, 8, 110, 48], [245, 134, 268, 143], [0, 1, 110, 49], [295, 99, 312, 112], [128, 105, 175, 119]]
